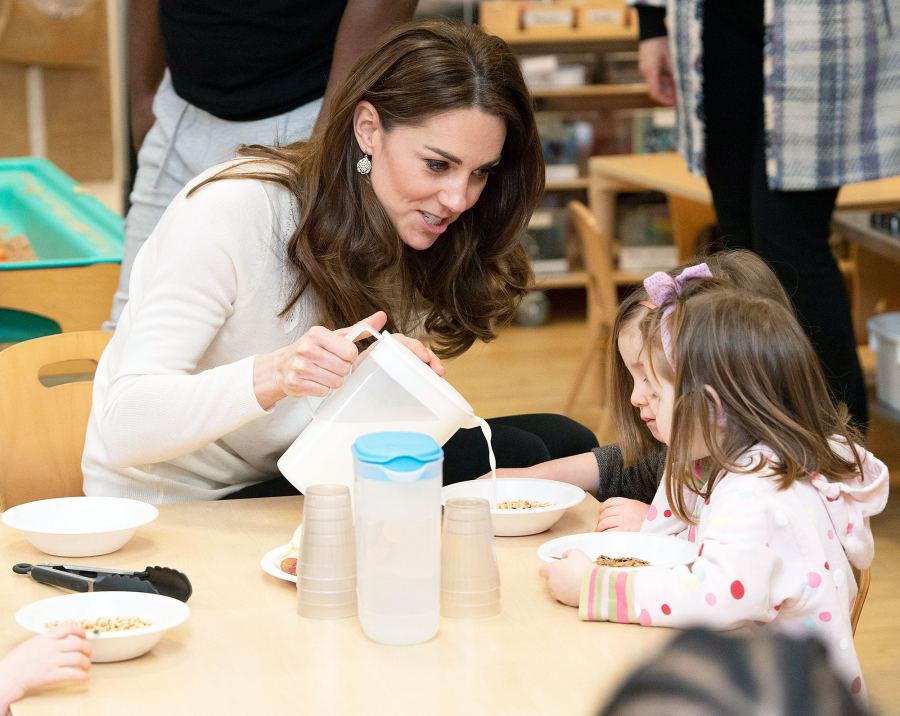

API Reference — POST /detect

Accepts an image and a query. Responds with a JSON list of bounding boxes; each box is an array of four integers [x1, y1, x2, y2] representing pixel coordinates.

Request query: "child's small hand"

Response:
[[539, 549, 593, 607], [0, 625, 91, 706], [595, 498, 651, 532]]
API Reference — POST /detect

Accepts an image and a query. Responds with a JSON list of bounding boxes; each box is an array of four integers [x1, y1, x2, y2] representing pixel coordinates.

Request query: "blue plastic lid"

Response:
[[352, 432, 443, 473]]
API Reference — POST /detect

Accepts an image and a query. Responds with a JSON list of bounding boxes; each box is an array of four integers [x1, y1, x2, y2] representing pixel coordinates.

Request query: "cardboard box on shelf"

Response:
[[523, 2, 575, 29], [575, 1, 628, 29], [479, 1, 521, 34]]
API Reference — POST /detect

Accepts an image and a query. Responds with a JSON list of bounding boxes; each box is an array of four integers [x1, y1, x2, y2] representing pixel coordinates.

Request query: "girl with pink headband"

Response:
[[541, 266, 889, 703]]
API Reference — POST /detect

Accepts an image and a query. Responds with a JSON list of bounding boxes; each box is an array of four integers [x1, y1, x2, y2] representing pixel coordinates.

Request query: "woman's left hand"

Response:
[[392, 334, 445, 377], [539, 549, 593, 607]]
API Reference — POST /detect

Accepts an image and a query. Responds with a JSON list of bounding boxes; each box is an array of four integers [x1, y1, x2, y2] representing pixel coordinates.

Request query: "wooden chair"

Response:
[[0, 330, 111, 511], [851, 566, 870, 635], [563, 201, 620, 429]]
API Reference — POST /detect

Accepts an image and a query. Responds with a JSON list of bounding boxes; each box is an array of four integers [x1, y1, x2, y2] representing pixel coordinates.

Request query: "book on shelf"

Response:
[[536, 112, 595, 184], [525, 208, 570, 275], [519, 52, 597, 91], [616, 192, 678, 271]]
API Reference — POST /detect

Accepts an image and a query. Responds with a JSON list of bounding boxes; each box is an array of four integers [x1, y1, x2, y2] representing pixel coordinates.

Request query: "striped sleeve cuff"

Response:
[[579, 566, 638, 622]]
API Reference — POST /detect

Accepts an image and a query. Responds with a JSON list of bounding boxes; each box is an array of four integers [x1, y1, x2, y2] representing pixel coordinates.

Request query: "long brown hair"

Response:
[[190, 20, 542, 357], [642, 285, 863, 523], [611, 250, 792, 465]]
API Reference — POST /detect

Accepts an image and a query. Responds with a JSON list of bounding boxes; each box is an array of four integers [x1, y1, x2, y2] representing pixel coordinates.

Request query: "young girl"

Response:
[[540, 268, 889, 699], [492, 250, 792, 532]]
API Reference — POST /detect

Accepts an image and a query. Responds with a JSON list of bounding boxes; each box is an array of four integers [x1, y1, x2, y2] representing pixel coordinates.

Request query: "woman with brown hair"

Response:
[[82, 20, 596, 502]]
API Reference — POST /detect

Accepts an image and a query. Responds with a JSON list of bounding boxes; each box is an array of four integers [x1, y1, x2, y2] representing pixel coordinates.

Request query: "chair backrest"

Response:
[[0, 330, 111, 511], [851, 566, 870, 635], [568, 200, 619, 333]]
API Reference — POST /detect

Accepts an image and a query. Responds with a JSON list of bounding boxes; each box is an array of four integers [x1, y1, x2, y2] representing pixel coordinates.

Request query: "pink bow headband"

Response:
[[642, 263, 713, 365]]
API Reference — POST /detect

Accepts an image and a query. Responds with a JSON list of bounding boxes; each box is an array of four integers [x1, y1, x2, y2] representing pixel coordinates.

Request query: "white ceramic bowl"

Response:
[[1, 496, 159, 557], [538, 531, 699, 569], [15, 591, 190, 663], [441, 478, 585, 537]]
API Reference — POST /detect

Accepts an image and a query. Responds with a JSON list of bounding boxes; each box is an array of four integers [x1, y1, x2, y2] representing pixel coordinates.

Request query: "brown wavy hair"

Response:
[[641, 284, 862, 524], [190, 20, 542, 357], [611, 250, 792, 465]]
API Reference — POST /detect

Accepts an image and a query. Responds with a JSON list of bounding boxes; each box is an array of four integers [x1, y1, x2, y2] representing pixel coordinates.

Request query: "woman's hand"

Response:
[[595, 498, 651, 532], [638, 37, 676, 106], [539, 549, 593, 607], [253, 311, 388, 410], [391, 334, 445, 377]]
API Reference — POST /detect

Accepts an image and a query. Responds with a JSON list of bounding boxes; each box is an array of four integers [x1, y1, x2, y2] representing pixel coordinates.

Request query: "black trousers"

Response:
[[702, 0, 868, 429], [224, 413, 599, 498]]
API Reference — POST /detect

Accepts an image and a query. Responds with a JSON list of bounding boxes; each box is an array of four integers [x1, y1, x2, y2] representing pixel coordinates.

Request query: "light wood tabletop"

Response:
[[1, 495, 673, 716], [589, 153, 900, 211]]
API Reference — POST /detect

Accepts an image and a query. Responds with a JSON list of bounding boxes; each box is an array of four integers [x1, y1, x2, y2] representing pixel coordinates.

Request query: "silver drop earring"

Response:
[[356, 154, 372, 175]]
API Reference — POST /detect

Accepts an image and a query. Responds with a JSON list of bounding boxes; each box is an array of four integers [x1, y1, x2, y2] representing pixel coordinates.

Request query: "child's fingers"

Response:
[[58, 650, 92, 670], [595, 515, 621, 532], [55, 665, 91, 682], [58, 634, 89, 653], [46, 623, 86, 639]]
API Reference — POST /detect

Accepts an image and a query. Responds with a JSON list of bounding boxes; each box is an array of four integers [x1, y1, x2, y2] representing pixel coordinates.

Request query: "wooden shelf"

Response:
[[531, 83, 656, 111], [546, 178, 590, 191], [533, 271, 587, 290], [532, 268, 650, 290], [531, 83, 648, 100], [493, 26, 637, 48]]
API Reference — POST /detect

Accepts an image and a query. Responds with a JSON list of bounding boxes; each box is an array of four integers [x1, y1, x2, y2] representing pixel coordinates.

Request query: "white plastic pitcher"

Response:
[[277, 323, 481, 496]]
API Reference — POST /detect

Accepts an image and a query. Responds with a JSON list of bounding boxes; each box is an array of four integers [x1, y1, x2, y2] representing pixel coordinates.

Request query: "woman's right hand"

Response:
[[253, 311, 388, 410]]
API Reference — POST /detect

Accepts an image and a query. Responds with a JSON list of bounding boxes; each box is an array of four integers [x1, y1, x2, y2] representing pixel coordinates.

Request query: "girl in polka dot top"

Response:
[[541, 266, 889, 702]]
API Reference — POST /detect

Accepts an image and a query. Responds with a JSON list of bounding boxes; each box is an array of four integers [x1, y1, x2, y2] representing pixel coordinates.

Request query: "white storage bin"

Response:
[[868, 312, 900, 418]]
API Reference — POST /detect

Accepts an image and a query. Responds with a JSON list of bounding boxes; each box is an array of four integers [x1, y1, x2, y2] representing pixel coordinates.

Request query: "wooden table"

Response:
[[1, 496, 672, 716], [588, 152, 900, 262]]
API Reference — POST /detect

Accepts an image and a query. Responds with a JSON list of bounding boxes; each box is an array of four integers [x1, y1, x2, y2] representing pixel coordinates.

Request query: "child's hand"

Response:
[[595, 498, 651, 532], [539, 549, 593, 607], [0, 625, 91, 706]]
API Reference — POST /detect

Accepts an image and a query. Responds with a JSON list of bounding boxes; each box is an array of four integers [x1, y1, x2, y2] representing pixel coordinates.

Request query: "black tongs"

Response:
[[13, 563, 192, 602]]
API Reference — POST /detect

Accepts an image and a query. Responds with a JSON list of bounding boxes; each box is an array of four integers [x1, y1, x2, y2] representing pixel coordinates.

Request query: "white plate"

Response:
[[2, 497, 159, 557], [260, 544, 297, 584], [538, 531, 698, 569], [16, 591, 189, 663]]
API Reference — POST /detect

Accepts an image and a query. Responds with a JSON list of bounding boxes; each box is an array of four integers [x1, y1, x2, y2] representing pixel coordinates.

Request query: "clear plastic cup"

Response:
[[298, 484, 357, 619], [440, 497, 501, 618]]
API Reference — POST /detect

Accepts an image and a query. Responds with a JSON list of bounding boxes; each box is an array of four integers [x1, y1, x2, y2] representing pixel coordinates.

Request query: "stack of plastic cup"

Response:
[[297, 484, 357, 619], [440, 497, 501, 618]]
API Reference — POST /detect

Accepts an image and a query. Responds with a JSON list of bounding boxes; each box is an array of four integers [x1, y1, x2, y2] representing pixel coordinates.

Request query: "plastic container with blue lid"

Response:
[[353, 431, 442, 645], [352, 432, 443, 479]]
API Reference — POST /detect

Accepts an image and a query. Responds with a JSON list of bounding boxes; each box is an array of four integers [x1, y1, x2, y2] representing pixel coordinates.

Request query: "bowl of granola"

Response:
[[537, 531, 699, 570], [441, 478, 585, 537], [15, 591, 190, 662]]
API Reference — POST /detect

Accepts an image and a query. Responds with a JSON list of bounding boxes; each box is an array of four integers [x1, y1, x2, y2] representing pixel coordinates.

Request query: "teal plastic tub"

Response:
[[0, 157, 124, 341]]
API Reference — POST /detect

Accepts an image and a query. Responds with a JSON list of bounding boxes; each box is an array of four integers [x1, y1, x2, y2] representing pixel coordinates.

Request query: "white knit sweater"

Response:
[[82, 162, 320, 503]]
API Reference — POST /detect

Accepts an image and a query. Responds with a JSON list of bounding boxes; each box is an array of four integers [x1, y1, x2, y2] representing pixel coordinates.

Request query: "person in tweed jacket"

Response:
[[632, 0, 900, 430]]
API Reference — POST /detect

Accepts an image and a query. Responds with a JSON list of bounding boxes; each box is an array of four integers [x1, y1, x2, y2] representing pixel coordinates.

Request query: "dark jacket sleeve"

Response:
[[636, 6, 667, 41], [592, 444, 666, 503]]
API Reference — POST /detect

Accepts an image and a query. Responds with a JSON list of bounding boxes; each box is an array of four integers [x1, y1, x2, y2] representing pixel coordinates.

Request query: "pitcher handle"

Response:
[[304, 321, 384, 414]]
